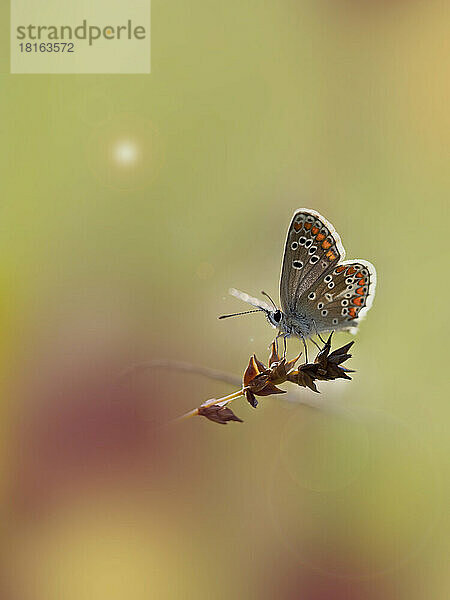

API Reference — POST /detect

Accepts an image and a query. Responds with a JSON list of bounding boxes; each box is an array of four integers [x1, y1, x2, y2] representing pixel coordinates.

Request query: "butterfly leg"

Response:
[[310, 337, 322, 351], [312, 319, 326, 345], [273, 332, 283, 355], [282, 333, 290, 359], [300, 333, 309, 364]]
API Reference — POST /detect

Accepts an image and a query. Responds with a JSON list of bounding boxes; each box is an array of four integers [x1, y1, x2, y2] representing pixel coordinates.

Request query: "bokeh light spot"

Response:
[[113, 140, 139, 166]]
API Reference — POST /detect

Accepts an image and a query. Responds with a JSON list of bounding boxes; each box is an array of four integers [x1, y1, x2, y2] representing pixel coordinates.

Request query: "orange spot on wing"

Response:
[[358, 278, 366, 285], [347, 267, 356, 275], [353, 296, 363, 306], [336, 266, 346, 273], [355, 272, 363, 279], [294, 222, 302, 231], [326, 251, 336, 260], [312, 226, 319, 235], [322, 240, 331, 249], [304, 222, 312, 230], [316, 233, 325, 241], [348, 307, 357, 318], [356, 287, 365, 295]]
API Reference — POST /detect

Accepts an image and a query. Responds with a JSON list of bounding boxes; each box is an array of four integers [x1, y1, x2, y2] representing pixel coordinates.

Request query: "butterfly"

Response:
[[219, 208, 376, 356]]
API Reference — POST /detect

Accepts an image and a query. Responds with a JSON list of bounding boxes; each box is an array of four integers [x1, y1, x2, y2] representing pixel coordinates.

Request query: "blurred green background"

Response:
[[0, 1, 448, 599]]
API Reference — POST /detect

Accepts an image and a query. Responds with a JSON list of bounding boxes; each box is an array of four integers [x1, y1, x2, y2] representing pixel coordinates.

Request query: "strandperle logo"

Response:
[[11, 0, 151, 74], [16, 20, 147, 46]]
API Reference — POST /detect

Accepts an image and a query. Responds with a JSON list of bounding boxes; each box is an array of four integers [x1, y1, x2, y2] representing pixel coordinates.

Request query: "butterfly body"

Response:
[[222, 208, 376, 343]]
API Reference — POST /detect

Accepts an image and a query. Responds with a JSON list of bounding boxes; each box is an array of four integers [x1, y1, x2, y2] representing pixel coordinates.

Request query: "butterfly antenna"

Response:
[[218, 309, 262, 320], [261, 290, 277, 310]]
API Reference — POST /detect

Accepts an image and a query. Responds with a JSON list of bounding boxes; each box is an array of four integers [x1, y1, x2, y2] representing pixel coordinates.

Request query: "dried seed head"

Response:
[[287, 332, 355, 391], [177, 332, 356, 424], [198, 404, 243, 424]]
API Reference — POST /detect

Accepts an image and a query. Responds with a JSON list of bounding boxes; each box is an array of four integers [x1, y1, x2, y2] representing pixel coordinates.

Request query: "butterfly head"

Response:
[[219, 288, 288, 332], [219, 302, 287, 332], [266, 308, 285, 331]]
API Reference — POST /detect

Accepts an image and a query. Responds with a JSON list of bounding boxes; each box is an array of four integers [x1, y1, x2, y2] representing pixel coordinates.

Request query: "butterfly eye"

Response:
[[273, 310, 282, 322]]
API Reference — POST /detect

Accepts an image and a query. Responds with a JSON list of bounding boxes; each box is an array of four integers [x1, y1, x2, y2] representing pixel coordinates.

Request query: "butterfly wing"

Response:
[[279, 209, 345, 314], [297, 259, 377, 334]]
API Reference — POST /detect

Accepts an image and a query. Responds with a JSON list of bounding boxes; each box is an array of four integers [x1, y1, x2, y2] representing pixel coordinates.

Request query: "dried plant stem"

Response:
[[119, 359, 240, 387], [174, 389, 245, 423], [214, 390, 245, 407]]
